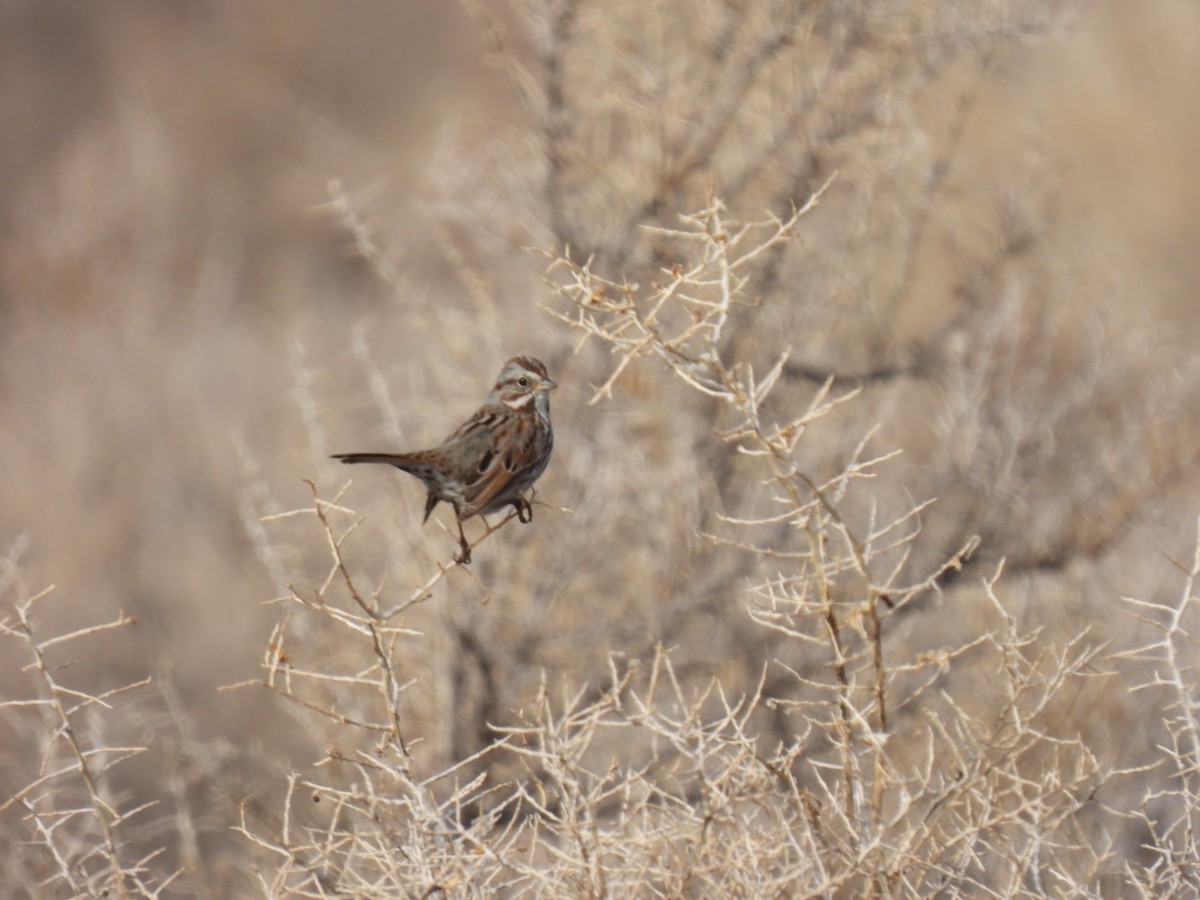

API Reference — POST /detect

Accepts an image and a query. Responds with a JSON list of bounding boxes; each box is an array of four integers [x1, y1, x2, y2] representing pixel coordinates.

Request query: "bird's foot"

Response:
[[514, 497, 533, 524]]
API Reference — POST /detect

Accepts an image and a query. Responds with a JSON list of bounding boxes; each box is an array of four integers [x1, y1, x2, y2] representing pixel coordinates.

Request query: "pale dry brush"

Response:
[[449, 0, 1069, 324], [432, 0, 1096, 667], [233, 480, 531, 895], [3, 202, 1192, 894], [0, 537, 173, 897], [1113, 519, 1200, 895], [541, 198, 1131, 893], [6, 2, 1200, 896], [221, 195, 1170, 897], [435, 0, 1091, 621]]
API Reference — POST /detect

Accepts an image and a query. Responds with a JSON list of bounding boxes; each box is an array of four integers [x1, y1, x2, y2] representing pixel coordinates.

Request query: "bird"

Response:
[[332, 355, 556, 563]]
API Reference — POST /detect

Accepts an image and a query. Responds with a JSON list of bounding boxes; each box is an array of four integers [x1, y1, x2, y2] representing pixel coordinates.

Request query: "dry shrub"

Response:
[[4, 1, 1200, 897], [231, 198, 1198, 896]]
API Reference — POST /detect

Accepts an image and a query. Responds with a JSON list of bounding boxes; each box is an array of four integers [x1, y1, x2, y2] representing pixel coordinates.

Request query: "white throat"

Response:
[[503, 392, 534, 410]]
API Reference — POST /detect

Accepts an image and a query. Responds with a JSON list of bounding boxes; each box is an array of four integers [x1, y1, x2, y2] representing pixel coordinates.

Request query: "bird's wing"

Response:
[[450, 415, 539, 518]]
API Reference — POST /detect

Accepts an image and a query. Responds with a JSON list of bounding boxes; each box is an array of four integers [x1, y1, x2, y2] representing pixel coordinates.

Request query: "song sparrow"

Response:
[[332, 356, 556, 563]]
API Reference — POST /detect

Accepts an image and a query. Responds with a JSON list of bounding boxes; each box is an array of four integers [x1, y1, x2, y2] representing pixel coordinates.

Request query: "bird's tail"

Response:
[[332, 453, 443, 523], [331, 452, 417, 469]]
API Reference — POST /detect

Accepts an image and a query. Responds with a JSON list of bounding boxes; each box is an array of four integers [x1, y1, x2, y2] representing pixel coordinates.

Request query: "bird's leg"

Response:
[[454, 513, 472, 565]]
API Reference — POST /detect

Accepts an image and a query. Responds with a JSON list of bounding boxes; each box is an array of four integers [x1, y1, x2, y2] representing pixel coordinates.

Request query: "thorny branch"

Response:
[[545, 188, 986, 847], [0, 571, 160, 896]]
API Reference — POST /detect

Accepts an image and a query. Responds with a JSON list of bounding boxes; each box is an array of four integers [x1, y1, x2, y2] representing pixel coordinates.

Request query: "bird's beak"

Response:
[[540, 377, 558, 392]]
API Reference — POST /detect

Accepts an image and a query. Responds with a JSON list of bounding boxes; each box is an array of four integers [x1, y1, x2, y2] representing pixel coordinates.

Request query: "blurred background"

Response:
[[2, 0, 1200, 891]]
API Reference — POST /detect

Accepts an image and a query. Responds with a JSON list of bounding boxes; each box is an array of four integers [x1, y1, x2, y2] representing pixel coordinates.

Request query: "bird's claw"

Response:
[[515, 497, 533, 524]]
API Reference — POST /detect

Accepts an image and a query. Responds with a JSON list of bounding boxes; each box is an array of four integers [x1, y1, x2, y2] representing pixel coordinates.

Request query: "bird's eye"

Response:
[[517, 376, 529, 387]]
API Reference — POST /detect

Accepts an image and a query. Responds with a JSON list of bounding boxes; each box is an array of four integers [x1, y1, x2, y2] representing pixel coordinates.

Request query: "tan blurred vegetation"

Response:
[[4, 0, 1200, 895]]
